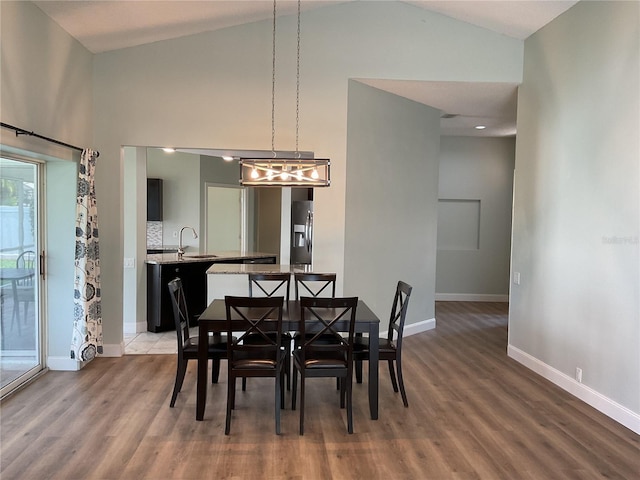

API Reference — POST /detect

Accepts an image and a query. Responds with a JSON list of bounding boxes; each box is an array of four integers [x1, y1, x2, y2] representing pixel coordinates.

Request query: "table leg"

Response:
[[368, 322, 379, 420], [196, 325, 208, 420]]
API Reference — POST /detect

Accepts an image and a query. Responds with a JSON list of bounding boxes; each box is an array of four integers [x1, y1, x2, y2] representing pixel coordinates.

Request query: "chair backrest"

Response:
[[294, 273, 336, 300], [248, 273, 291, 302], [16, 250, 36, 286], [168, 278, 191, 355], [387, 281, 413, 346], [298, 296, 358, 363], [225, 296, 284, 363]]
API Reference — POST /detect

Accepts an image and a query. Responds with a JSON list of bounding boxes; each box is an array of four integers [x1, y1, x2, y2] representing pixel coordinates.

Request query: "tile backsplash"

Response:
[[147, 221, 163, 246]]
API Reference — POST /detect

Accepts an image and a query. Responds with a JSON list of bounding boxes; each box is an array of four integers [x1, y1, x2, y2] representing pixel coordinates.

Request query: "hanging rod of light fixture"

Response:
[[240, 0, 330, 187]]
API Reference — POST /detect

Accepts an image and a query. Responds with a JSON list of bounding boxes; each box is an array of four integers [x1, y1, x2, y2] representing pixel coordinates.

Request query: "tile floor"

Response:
[[124, 329, 192, 355]]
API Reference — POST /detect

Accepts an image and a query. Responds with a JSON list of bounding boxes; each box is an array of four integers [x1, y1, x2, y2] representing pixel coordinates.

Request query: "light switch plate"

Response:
[[123, 258, 135, 268]]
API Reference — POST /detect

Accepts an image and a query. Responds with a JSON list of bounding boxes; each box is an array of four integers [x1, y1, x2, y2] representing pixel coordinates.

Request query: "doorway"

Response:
[[0, 156, 43, 396], [205, 184, 244, 251]]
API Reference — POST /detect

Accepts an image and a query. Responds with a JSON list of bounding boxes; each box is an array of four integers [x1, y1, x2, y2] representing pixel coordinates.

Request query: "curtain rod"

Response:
[[1, 122, 99, 157]]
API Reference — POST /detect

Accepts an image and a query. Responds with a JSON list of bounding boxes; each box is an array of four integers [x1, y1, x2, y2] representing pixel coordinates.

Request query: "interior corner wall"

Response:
[[436, 136, 515, 300], [1, 1, 94, 368], [88, 2, 521, 354], [345, 81, 440, 328], [146, 149, 201, 249], [509, 0, 639, 430]]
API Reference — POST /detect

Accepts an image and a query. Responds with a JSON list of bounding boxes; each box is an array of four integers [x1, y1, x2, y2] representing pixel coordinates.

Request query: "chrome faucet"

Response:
[[177, 226, 198, 259]]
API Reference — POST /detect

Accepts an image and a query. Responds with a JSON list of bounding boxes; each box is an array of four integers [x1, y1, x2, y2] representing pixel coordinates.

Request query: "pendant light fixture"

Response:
[[240, 0, 330, 187]]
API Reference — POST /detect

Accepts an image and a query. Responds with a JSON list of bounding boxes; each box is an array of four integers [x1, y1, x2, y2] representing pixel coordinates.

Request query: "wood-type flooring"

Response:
[[1, 302, 638, 479]]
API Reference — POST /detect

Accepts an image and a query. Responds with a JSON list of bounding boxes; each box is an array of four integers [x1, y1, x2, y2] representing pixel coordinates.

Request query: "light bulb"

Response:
[[296, 169, 303, 180], [311, 168, 319, 180], [250, 167, 259, 179], [280, 170, 289, 180]]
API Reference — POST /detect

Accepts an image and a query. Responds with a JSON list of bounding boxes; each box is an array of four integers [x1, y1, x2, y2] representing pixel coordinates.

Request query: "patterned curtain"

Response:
[[70, 149, 103, 361]]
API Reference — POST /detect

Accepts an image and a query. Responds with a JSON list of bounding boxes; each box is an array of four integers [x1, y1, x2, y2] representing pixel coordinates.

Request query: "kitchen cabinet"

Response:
[[147, 178, 163, 221], [146, 255, 276, 332]]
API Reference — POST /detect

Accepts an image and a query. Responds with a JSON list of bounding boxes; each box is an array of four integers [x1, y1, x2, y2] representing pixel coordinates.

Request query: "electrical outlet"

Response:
[[575, 367, 582, 383], [513, 272, 521, 285], [123, 258, 135, 269]]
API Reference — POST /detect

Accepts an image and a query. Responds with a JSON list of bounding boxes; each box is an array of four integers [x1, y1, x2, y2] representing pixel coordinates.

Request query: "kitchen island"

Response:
[[206, 263, 314, 302], [146, 251, 277, 332]]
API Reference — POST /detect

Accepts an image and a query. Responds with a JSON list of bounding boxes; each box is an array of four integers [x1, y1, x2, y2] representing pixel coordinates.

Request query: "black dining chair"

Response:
[[167, 278, 231, 407], [245, 272, 293, 390], [15, 250, 36, 328], [294, 272, 336, 300], [292, 296, 358, 435], [293, 272, 337, 341], [353, 280, 413, 407], [224, 295, 286, 435]]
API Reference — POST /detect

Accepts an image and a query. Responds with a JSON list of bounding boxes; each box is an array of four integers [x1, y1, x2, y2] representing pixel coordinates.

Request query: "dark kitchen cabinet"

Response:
[[146, 255, 277, 332], [147, 178, 163, 221], [147, 261, 212, 332]]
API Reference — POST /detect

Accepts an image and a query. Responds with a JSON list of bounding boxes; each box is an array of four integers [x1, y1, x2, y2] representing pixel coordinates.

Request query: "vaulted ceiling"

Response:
[[32, 1, 579, 137]]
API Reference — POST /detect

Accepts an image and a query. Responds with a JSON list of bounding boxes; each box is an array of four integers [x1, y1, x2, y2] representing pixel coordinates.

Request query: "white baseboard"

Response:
[[48, 342, 124, 371], [123, 322, 147, 335], [436, 293, 509, 302], [101, 342, 125, 357], [404, 317, 436, 337], [47, 356, 82, 371], [508, 345, 640, 435]]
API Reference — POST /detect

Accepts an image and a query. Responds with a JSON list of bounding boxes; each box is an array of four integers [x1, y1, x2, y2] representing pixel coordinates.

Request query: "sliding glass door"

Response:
[[0, 157, 43, 395]]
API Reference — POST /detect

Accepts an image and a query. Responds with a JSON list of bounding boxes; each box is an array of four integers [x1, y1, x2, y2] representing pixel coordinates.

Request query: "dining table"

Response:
[[0, 267, 35, 347], [196, 298, 381, 421]]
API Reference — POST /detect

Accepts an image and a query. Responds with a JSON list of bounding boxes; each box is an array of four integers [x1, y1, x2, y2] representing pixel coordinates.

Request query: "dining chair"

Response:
[[167, 278, 230, 407], [224, 295, 285, 435], [15, 250, 36, 327], [293, 272, 337, 340], [245, 272, 292, 390], [294, 272, 336, 300], [291, 296, 358, 435], [353, 280, 413, 407]]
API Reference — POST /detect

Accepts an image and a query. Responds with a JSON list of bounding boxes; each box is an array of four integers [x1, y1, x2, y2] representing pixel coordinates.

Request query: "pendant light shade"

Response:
[[240, 158, 330, 187], [240, 0, 330, 187]]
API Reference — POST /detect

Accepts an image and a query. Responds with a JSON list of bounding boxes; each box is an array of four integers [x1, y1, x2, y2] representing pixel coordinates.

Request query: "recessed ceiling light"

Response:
[[162, 147, 176, 153], [474, 125, 486, 130], [222, 156, 234, 162]]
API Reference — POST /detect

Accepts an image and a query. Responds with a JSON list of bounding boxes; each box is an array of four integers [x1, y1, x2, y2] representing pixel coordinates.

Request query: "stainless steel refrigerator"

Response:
[[291, 200, 313, 265]]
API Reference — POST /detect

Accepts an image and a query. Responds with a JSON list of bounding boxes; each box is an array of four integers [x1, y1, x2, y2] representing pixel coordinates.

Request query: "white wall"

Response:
[[345, 81, 440, 332], [146, 149, 201, 248], [437, 136, 515, 301], [91, 1, 523, 348], [1, 1, 94, 369], [510, 1, 639, 432]]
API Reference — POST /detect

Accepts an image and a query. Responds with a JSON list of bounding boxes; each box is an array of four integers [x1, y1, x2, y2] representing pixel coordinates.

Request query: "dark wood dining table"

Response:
[[196, 298, 381, 421]]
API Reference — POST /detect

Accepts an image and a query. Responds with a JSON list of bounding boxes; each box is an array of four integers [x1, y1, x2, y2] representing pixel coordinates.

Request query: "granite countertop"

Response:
[[207, 263, 316, 275], [145, 251, 277, 265]]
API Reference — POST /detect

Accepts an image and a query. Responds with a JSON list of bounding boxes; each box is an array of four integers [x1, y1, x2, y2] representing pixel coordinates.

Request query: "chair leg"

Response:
[[242, 377, 247, 391], [285, 344, 291, 391], [355, 359, 363, 384], [212, 359, 220, 383], [346, 374, 353, 434], [396, 357, 409, 408], [339, 377, 345, 408], [299, 372, 305, 435], [388, 359, 399, 392], [291, 367, 298, 410], [275, 372, 282, 435], [170, 358, 188, 407], [225, 375, 234, 435]]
